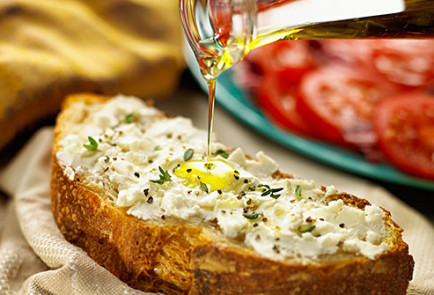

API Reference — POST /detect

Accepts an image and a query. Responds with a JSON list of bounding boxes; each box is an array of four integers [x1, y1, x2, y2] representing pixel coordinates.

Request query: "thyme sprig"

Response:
[[258, 184, 283, 199], [150, 166, 171, 185]]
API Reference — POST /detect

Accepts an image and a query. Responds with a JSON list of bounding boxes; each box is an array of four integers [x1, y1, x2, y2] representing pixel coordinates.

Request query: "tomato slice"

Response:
[[370, 40, 434, 88], [256, 72, 312, 135], [373, 92, 434, 179], [319, 40, 377, 66], [318, 39, 434, 89], [246, 40, 318, 136], [297, 66, 398, 147], [245, 40, 316, 85]]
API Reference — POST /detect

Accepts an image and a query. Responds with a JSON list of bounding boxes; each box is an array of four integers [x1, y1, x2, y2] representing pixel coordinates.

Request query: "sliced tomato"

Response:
[[319, 40, 378, 66], [245, 40, 316, 85], [369, 40, 434, 88], [318, 39, 434, 89], [373, 92, 434, 179], [296, 66, 398, 146], [256, 72, 312, 135]]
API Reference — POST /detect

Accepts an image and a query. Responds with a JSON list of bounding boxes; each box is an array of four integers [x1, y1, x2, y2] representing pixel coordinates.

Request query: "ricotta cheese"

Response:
[[57, 95, 389, 262]]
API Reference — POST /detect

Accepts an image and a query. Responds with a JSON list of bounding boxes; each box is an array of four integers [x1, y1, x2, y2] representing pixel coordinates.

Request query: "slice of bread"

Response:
[[51, 93, 414, 295]]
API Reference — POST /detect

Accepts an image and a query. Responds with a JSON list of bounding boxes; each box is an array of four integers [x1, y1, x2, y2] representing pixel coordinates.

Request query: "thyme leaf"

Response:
[[243, 212, 260, 220], [83, 136, 98, 151], [200, 182, 209, 193], [295, 185, 302, 197], [184, 148, 194, 161], [299, 224, 316, 233], [125, 113, 134, 124], [214, 149, 229, 159]]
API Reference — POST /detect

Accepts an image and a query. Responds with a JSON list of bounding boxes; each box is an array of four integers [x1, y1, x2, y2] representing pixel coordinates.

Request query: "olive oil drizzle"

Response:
[[207, 78, 216, 163]]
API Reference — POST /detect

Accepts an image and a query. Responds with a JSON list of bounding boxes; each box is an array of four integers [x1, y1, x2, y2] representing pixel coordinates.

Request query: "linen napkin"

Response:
[[0, 127, 432, 294]]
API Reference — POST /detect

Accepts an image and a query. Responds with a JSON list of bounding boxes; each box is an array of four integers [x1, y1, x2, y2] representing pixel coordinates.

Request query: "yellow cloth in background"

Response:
[[0, 0, 184, 151]]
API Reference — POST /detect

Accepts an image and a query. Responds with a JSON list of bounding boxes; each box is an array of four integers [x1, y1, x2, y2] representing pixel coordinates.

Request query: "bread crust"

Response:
[[51, 94, 414, 295]]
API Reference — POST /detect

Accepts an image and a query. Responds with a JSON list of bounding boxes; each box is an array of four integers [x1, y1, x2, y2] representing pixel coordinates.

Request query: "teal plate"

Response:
[[184, 47, 434, 191]]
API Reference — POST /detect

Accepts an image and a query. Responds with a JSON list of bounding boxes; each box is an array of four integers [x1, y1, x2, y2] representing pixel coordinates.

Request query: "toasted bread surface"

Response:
[[51, 94, 414, 294]]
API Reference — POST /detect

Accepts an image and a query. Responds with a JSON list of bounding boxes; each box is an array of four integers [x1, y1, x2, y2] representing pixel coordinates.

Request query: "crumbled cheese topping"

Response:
[[57, 95, 389, 262]]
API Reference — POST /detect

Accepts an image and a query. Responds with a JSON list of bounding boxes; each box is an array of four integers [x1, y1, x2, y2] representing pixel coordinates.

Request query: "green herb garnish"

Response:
[[83, 136, 98, 151], [150, 166, 171, 184], [184, 148, 194, 161], [200, 182, 209, 193], [214, 149, 229, 159], [258, 184, 270, 195], [125, 113, 133, 124], [154, 146, 162, 151], [270, 189, 283, 199], [258, 184, 283, 199], [295, 185, 302, 197], [243, 212, 260, 220], [299, 224, 316, 233]]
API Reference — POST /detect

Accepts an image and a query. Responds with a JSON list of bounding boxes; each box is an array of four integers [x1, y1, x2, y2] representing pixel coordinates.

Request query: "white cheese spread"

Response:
[[57, 95, 389, 262]]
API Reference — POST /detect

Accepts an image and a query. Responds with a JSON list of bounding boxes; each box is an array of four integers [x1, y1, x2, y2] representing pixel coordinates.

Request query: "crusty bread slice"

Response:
[[51, 93, 414, 295]]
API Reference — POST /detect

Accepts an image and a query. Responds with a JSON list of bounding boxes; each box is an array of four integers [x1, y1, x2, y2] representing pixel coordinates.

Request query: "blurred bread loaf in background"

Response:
[[0, 0, 184, 152]]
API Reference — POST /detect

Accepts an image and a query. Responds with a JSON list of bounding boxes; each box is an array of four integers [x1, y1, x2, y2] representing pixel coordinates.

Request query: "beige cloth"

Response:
[[0, 126, 433, 294], [0, 128, 151, 294]]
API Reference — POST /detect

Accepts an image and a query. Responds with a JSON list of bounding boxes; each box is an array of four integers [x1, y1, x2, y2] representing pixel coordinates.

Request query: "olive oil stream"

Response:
[[207, 79, 216, 163], [180, 0, 434, 187]]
